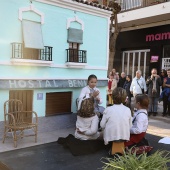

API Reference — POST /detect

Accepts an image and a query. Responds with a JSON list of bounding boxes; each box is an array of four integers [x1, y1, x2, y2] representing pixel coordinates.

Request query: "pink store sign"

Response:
[[146, 32, 170, 42], [150, 56, 159, 63]]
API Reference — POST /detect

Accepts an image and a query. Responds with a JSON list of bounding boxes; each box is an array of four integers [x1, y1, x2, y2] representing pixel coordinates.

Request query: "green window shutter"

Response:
[[22, 20, 44, 49], [67, 28, 83, 44]]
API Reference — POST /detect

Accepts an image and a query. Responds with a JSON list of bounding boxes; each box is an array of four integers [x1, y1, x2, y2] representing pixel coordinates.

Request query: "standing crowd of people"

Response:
[[108, 68, 170, 117]]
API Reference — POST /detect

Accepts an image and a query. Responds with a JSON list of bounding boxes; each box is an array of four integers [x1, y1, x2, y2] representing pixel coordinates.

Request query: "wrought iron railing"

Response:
[[11, 43, 53, 61], [66, 49, 87, 63], [96, 0, 169, 12], [121, 0, 168, 11]]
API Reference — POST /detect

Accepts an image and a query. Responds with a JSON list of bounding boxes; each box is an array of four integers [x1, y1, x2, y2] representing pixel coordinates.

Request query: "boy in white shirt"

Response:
[[100, 87, 132, 145]]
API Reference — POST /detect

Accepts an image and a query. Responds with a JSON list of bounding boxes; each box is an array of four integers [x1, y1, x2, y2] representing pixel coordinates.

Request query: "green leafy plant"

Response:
[[102, 150, 170, 170]]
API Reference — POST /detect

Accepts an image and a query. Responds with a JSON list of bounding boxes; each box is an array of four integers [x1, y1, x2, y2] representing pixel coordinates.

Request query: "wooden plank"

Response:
[[9, 90, 33, 123]]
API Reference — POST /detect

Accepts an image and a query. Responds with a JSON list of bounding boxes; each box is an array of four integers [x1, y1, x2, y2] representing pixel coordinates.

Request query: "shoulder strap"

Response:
[[136, 79, 142, 90], [132, 112, 147, 124]]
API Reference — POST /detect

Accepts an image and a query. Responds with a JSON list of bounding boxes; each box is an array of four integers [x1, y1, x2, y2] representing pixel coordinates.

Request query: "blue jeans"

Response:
[[148, 97, 159, 112]]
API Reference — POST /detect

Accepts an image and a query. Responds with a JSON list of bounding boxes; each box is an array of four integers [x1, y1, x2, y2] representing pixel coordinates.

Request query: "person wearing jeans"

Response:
[[162, 69, 170, 116], [146, 68, 162, 116]]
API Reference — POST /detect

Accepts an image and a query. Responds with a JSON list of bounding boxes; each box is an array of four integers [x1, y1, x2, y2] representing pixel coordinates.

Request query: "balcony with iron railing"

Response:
[[120, 0, 169, 12], [90, 0, 169, 12], [65, 49, 87, 68], [11, 42, 53, 62]]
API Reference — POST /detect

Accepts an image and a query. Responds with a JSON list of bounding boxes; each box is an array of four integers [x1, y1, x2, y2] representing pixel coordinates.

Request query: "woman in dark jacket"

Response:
[[146, 68, 162, 116], [123, 75, 132, 109], [160, 69, 167, 91]]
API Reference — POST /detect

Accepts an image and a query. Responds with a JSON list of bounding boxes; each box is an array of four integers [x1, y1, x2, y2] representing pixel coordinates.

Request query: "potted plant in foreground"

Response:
[[102, 150, 170, 170]]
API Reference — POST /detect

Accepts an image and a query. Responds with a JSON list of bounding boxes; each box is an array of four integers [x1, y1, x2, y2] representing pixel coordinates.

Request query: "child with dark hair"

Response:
[[78, 74, 105, 117], [125, 94, 149, 147], [100, 87, 132, 145]]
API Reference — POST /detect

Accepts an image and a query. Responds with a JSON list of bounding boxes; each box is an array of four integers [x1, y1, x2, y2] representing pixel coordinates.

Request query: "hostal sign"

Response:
[[0, 79, 107, 89]]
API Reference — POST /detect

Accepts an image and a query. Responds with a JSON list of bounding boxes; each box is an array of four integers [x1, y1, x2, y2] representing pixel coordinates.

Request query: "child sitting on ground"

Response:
[[75, 96, 100, 140], [100, 87, 132, 146], [125, 94, 149, 148]]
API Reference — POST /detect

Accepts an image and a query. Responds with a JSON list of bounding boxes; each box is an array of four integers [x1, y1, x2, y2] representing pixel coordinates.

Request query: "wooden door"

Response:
[[9, 90, 33, 122], [46, 92, 72, 116]]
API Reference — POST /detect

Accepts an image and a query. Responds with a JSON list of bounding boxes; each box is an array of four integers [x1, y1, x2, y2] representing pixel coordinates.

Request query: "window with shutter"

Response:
[[22, 20, 44, 60]]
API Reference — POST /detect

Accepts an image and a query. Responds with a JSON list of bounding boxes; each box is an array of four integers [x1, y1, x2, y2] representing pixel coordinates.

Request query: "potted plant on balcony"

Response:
[[102, 150, 170, 170]]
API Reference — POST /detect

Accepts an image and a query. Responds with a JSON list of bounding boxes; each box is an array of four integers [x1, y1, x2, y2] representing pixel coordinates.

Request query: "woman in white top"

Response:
[[125, 94, 149, 147], [75, 110, 100, 140], [100, 87, 132, 145]]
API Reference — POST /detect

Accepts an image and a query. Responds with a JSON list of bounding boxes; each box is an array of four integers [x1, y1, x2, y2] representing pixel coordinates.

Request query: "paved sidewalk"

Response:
[[0, 133, 169, 170], [0, 99, 169, 153]]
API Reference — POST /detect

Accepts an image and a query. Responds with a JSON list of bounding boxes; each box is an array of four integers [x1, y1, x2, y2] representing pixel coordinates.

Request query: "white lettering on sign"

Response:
[[18, 80, 26, 88], [68, 80, 73, 87], [45, 80, 51, 87], [28, 80, 34, 88], [53, 80, 58, 87], [78, 80, 86, 87], [9, 80, 17, 88], [68, 80, 86, 87], [37, 80, 42, 88], [6, 79, 93, 89]]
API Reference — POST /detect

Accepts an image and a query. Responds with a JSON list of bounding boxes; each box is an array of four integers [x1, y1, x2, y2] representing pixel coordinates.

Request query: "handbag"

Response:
[[137, 80, 144, 94]]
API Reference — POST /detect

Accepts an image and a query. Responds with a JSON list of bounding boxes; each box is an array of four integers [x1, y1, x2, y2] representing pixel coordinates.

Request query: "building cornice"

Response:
[[34, 0, 112, 18]]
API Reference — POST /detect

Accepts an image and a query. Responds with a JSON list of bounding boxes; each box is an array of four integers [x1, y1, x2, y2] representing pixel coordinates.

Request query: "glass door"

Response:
[[122, 49, 150, 79]]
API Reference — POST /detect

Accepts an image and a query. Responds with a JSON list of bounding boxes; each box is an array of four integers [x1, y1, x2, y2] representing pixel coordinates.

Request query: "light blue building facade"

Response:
[[0, 0, 111, 122]]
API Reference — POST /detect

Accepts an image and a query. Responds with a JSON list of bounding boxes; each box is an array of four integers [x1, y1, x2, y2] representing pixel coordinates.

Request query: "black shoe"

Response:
[[162, 112, 167, 117], [148, 112, 152, 117], [153, 112, 157, 116]]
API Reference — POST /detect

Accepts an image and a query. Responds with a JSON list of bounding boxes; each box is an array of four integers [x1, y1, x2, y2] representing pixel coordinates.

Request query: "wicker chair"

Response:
[[2, 99, 38, 148]]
